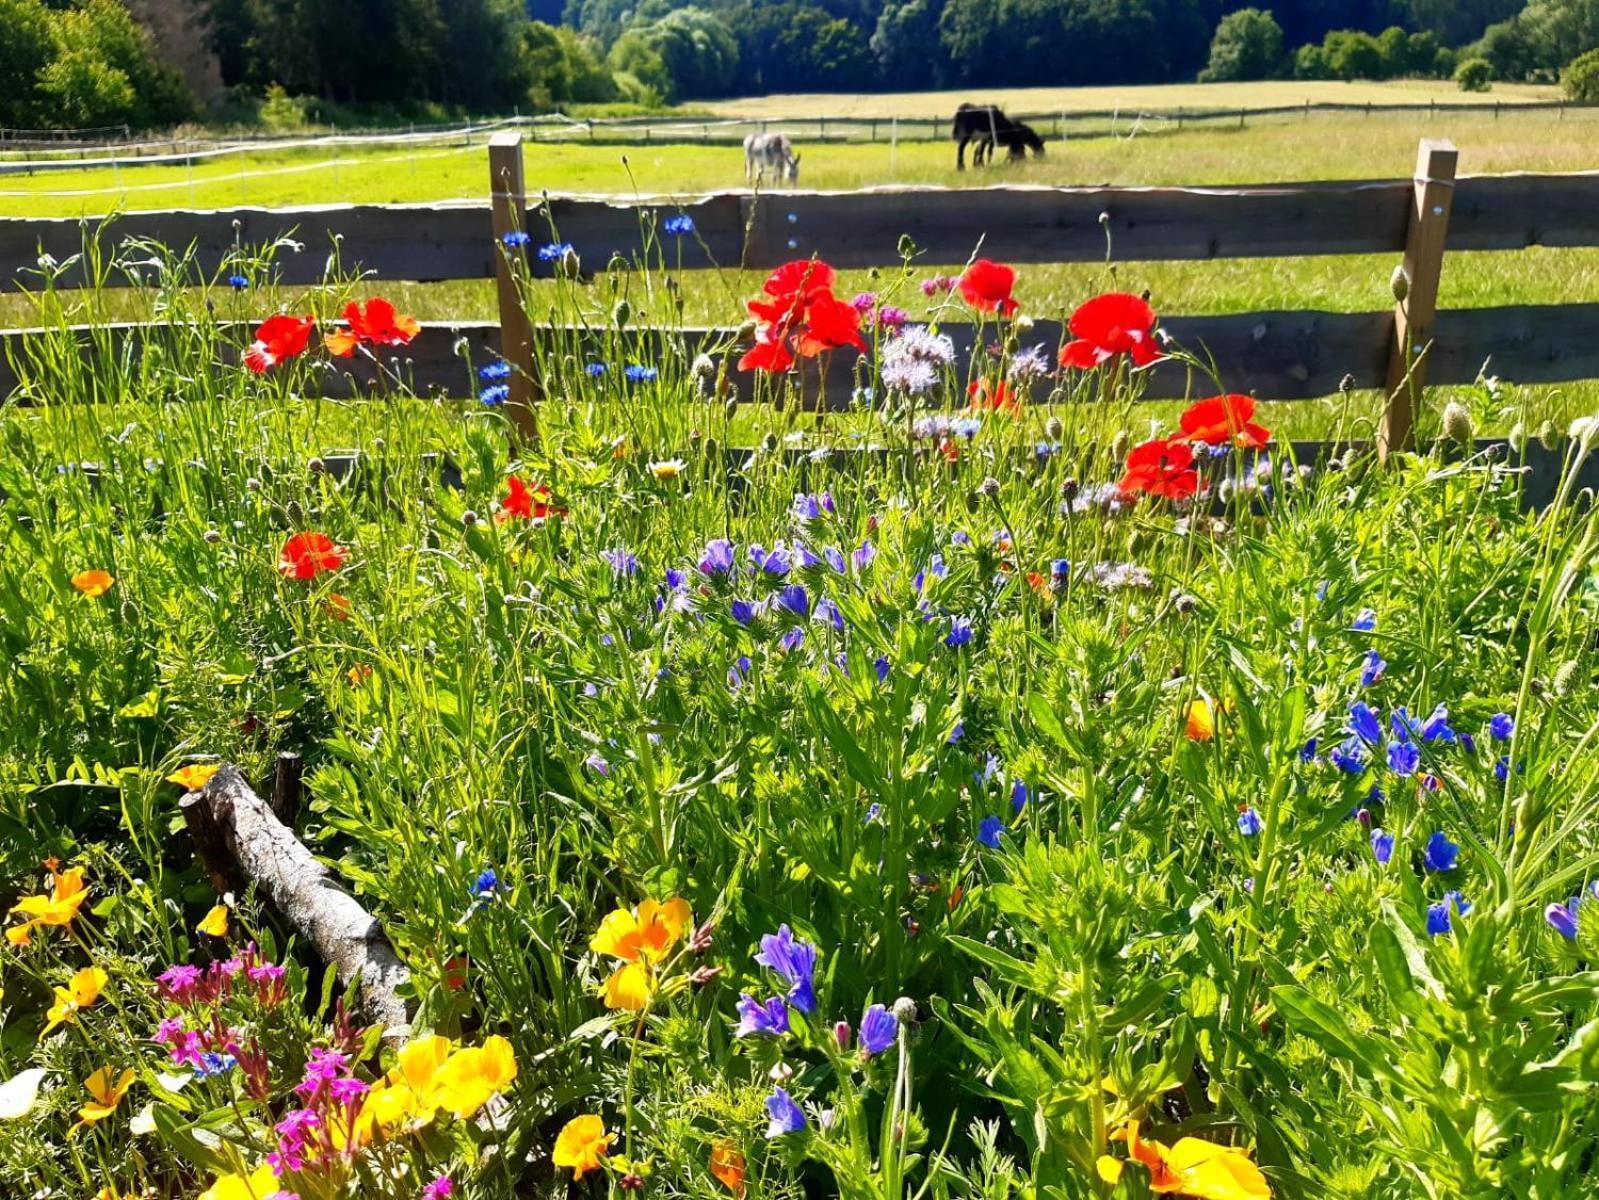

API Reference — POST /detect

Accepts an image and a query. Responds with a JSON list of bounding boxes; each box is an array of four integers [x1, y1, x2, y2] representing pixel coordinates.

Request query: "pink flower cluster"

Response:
[[156, 942, 286, 1008]]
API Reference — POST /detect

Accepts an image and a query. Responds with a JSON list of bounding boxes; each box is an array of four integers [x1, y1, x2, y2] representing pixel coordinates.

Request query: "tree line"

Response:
[[0, 0, 1596, 133]]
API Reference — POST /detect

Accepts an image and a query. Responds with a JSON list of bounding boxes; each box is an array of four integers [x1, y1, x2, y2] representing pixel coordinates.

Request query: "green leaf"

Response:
[[946, 935, 1036, 991]]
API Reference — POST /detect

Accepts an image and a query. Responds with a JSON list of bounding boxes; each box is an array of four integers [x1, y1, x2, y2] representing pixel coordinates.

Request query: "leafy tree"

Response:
[[1322, 30, 1384, 80], [1398, 0, 1521, 45], [522, 19, 618, 107], [0, 0, 54, 127], [1562, 44, 1599, 96], [1473, 0, 1599, 81], [724, 1, 872, 93], [938, 0, 1209, 86], [611, 6, 738, 99], [1455, 54, 1494, 89], [871, 0, 952, 90], [1199, 7, 1284, 82]]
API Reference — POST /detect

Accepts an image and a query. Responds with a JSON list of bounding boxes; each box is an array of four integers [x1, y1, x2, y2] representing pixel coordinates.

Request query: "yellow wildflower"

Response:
[[553, 1113, 611, 1179], [43, 966, 108, 1036], [71, 1067, 133, 1134], [72, 570, 115, 598], [7, 864, 89, 946]]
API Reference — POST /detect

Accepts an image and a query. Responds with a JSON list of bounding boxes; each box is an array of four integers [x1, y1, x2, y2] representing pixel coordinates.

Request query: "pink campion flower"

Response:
[[157, 964, 203, 1004], [850, 291, 877, 312], [294, 1047, 350, 1101], [422, 1177, 455, 1200], [270, 1108, 321, 1175], [248, 961, 287, 1007]]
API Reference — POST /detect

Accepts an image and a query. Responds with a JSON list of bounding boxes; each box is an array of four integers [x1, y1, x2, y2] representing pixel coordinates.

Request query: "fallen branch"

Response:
[[180, 764, 411, 1041]]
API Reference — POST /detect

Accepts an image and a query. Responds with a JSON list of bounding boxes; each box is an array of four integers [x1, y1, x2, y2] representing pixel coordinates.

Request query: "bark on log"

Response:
[[180, 764, 411, 1040]]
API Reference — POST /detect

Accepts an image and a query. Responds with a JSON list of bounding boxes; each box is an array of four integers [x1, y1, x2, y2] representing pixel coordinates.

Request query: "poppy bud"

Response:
[[1389, 264, 1410, 304], [204, 528, 222, 544], [692, 351, 716, 379], [246, 477, 262, 492], [307, 457, 326, 475], [1570, 416, 1597, 453], [1014, 314, 1035, 335], [462, 509, 479, 528], [1441, 401, 1474, 448], [761, 433, 779, 453], [613, 299, 631, 328], [1539, 420, 1559, 451], [1508, 421, 1528, 454], [559, 247, 581, 279], [1339, 373, 1356, 396], [372, 437, 385, 451], [1554, 659, 1581, 697], [979, 476, 1001, 498], [1110, 431, 1129, 462], [1044, 416, 1064, 440], [891, 996, 918, 1025], [964, 490, 980, 515], [737, 319, 758, 340]]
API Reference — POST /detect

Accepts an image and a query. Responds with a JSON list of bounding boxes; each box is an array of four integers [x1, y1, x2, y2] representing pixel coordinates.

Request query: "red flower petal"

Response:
[[278, 532, 347, 580], [959, 259, 1018, 316]]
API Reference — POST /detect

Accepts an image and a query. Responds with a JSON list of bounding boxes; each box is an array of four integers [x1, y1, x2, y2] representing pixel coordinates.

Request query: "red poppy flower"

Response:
[[243, 314, 314, 374], [279, 532, 347, 580], [1118, 438, 1199, 501], [1178, 394, 1270, 449], [959, 259, 1018, 317], [967, 377, 1019, 414], [1059, 293, 1161, 370], [938, 437, 961, 463], [325, 298, 421, 358], [795, 292, 866, 357], [738, 333, 795, 374], [500, 476, 561, 522], [762, 259, 836, 301]]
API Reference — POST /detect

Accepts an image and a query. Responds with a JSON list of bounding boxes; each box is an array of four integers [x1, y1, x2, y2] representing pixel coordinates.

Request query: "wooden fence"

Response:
[[5, 133, 1599, 456]]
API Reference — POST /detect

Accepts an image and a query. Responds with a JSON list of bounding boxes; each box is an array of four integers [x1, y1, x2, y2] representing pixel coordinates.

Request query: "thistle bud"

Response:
[[979, 476, 1001, 498], [1389, 264, 1410, 304], [307, 456, 326, 475], [1441, 401, 1474, 448], [203, 527, 222, 544], [1174, 592, 1197, 614], [1339, 373, 1356, 396], [1060, 476, 1079, 500], [246, 476, 262, 492]]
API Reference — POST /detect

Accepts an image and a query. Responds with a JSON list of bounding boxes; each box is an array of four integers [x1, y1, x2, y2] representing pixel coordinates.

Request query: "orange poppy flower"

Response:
[[72, 1067, 134, 1135], [553, 1114, 611, 1179], [325, 298, 421, 358], [709, 1140, 747, 1195], [1185, 699, 1216, 742], [967, 377, 1019, 414], [7, 864, 89, 946], [590, 897, 693, 964], [1096, 1120, 1271, 1199], [1059, 292, 1162, 370], [72, 570, 115, 598], [44, 965, 108, 1036], [279, 532, 347, 580], [499, 476, 562, 522], [1179, 394, 1270, 450], [167, 763, 221, 791]]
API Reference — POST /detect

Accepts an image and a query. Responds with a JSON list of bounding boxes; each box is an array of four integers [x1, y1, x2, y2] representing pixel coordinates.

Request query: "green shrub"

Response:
[[1564, 46, 1599, 100], [1456, 55, 1495, 91], [1199, 7, 1284, 82]]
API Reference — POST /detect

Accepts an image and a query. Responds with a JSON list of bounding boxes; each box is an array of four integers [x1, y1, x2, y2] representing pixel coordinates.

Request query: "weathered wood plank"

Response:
[[1449, 173, 1599, 251], [527, 193, 746, 270], [742, 181, 1413, 268]]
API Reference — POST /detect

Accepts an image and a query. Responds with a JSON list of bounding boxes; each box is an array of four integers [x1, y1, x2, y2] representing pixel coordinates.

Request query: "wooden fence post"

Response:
[[488, 131, 540, 448], [1379, 137, 1457, 460]]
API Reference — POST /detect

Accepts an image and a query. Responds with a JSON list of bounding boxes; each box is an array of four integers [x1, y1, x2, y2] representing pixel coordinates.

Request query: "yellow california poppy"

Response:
[[43, 966, 108, 1036], [71, 570, 115, 598], [196, 905, 229, 937], [602, 961, 653, 1012], [553, 1113, 611, 1179], [435, 1034, 518, 1119], [590, 897, 693, 964], [71, 1067, 134, 1135], [198, 1163, 281, 1200], [710, 1140, 747, 1195], [1184, 699, 1216, 742], [166, 763, 221, 791], [7, 865, 89, 946], [1096, 1120, 1271, 1199]]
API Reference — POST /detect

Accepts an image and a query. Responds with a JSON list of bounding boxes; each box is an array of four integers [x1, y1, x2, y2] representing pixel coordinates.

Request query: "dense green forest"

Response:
[[0, 0, 1596, 132]]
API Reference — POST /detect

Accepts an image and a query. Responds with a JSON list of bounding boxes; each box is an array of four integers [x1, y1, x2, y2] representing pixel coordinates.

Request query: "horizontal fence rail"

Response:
[[6, 304, 1599, 406], [8, 170, 1599, 294]]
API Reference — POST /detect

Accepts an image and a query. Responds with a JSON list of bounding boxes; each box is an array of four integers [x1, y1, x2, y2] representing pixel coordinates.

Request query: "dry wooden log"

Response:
[[180, 764, 411, 1040]]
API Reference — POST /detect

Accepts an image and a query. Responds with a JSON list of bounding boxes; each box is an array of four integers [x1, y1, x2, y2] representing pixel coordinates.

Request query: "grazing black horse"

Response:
[[952, 103, 1046, 170]]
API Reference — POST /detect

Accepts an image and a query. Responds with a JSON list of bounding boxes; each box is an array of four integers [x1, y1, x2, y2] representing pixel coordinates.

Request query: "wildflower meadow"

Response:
[[2, 215, 1599, 1200]]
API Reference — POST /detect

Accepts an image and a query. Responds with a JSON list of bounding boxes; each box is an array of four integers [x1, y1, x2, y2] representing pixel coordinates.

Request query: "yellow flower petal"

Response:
[[167, 764, 221, 791], [198, 1163, 281, 1200], [553, 1113, 611, 1179], [72, 570, 115, 598], [196, 905, 229, 938], [1096, 1155, 1125, 1185], [602, 961, 653, 1011]]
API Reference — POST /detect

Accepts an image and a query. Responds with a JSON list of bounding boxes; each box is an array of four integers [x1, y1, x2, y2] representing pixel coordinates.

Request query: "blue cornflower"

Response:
[[945, 616, 974, 648], [602, 547, 639, 578], [1352, 607, 1377, 632], [1050, 558, 1071, 581], [1011, 779, 1030, 813], [951, 531, 972, 547], [502, 230, 531, 248], [1428, 891, 1470, 937], [978, 815, 1004, 849], [479, 384, 509, 407], [1348, 702, 1383, 744], [1371, 829, 1394, 864], [1359, 649, 1387, 688], [731, 599, 756, 625], [1419, 704, 1456, 744], [1387, 740, 1420, 776], [1490, 713, 1515, 742], [1237, 806, 1264, 836], [479, 359, 512, 382], [765, 1087, 807, 1138], [663, 214, 695, 236], [226, 274, 249, 291], [700, 538, 735, 576], [536, 240, 571, 261], [1495, 755, 1511, 781], [777, 584, 810, 617], [864, 802, 882, 823], [624, 364, 658, 384], [1547, 896, 1582, 940], [735, 994, 790, 1038], [1423, 831, 1459, 872], [948, 721, 964, 744], [586, 362, 607, 377], [755, 925, 817, 1014], [473, 869, 498, 898], [195, 1051, 238, 1078], [858, 1004, 898, 1056], [1330, 737, 1367, 773]]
